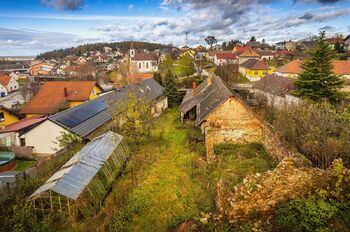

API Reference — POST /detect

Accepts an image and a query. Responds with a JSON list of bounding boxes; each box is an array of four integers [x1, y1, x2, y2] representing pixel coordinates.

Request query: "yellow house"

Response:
[[21, 81, 103, 117], [180, 49, 197, 58], [239, 59, 274, 82], [0, 106, 21, 126]]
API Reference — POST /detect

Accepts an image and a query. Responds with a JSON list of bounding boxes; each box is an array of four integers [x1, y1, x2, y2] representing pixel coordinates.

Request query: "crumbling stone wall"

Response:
[[215, 158, 337, 222], [204, 97, 263, 160]]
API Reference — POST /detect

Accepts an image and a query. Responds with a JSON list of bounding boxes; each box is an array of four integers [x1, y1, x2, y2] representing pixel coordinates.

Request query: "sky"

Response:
[[1, 0, 350, 56]]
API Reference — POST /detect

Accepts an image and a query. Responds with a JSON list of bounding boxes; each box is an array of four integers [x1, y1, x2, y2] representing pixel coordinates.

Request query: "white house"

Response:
[[130, 47, 158, 73], [77, 56, 87, 64], [0, 72, 19, 95], [19, 120, 68, 156], [214, 53, 238, 65]]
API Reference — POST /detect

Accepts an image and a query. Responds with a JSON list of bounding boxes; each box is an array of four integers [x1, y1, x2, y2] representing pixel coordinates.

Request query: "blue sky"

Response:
[[1, 0, 350, 56]]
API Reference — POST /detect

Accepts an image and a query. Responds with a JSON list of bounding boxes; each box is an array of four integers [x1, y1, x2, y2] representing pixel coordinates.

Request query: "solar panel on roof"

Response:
[[56, 100, 107, 128]]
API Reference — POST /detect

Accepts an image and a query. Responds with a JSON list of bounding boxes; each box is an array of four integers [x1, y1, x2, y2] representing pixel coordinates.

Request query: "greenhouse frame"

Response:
[[29, 131, 130, 216]]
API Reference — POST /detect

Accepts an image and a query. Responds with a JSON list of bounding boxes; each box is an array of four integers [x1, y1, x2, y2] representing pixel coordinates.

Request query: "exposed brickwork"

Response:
[[204, 97, 263, 160]]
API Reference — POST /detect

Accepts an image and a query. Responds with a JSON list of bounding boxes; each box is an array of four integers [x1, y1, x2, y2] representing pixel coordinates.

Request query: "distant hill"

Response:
[[36, 41, 175, 60]]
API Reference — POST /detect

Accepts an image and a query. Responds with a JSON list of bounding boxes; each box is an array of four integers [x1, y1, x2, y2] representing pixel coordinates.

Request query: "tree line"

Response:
[[36, 41, 175, 60]]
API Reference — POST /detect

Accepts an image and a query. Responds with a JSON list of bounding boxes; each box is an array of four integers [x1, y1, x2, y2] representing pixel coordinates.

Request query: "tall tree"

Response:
[[205, 36, 217, 49], [177, 54, 195, 77], [153, 72, 163, 86], [159, 54, 174, 72], [163, 70, 181, 105], [249, 36, 256, 42], [294, 31, 344, 103]]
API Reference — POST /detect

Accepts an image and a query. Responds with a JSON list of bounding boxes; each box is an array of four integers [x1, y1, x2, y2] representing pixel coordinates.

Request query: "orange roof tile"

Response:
[[21, 81, 99, 115], [233, 45, 252, 53], [238, 48, 261, 57], [0, 73, 11, 87], [276, 60, 303, 74], [332, 60, 350, 75], [127, 73, 154, 83], [277, 60, 350, 75]]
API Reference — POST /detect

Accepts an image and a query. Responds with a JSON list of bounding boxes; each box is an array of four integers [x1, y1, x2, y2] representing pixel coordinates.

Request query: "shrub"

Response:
[[274, 197, 338, 232]]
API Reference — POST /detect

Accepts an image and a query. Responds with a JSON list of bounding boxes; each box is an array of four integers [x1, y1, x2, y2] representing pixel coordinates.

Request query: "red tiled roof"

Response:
[[127, 73, 154, 83], [0, 73, 11, 87], [241, 59, 269, 70], [326, 37, 344, 44], [131, 53, 157, 61], [257, 50, 274, 56], [216, 53, 237, 60], [277, 50, 293, 56], [21, 81, 99, 114], [0, 116, 47, 133]]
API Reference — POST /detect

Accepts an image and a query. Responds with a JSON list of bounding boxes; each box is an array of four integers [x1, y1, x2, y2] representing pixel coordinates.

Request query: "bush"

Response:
[[273, 102, 350, 168], [274, 197, 338, 232]]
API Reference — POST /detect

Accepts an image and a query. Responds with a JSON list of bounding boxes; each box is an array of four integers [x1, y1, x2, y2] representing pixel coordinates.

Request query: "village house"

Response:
[[232, 45, 252, 54], [18, 78, 166, 156], [0, 105, 22, 126], [212, 44, 223, 51], [236, 48, 261, 64], [21, 81, 103, 118], [276, 60, 350, 79], [344, 35, 350, 52], [275, 40, 298, 51], [29, 61, 56, 76], [77, 56, 87, 64], [214, 53, 238, 65], [0, 116, 47, 148], [257, 50, 275, 61], [253, 74, 300, 108], [0, 72, 19, 96], [326, 36, 344, 50], [180, 75, 263, 159], [129, 44, 158, 73], [239, 59, 274, 81]]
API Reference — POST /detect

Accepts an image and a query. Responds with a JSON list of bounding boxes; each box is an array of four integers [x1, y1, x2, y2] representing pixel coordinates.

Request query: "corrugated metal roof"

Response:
[[29, 131, 126, 200]]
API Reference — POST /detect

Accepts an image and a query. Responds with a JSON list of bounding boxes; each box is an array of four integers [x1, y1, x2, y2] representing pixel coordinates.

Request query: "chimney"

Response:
[[63, 87, 68, 98], [192, 82, 196, 97]]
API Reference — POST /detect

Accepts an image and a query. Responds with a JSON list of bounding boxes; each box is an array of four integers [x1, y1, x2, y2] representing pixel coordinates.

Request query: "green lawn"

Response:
[[14, 159, 36, 171], [78, 108, 276, 232]]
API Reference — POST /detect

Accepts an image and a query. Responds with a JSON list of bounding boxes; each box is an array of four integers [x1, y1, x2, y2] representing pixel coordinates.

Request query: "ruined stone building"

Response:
[[180, 75, 263, 159]]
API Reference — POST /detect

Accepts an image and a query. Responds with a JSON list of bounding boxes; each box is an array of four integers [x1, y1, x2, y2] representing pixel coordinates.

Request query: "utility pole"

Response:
[[185, 31, 189, 47]]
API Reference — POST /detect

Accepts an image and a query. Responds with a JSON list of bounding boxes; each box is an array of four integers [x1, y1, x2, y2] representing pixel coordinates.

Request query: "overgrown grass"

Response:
[[14, 159, 36, 171], [107, 108, 213, 231], [211, 143, 276, 191]]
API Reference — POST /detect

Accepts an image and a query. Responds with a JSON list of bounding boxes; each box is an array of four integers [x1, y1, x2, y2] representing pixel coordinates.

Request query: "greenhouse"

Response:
[[29, 131, 130, 216]]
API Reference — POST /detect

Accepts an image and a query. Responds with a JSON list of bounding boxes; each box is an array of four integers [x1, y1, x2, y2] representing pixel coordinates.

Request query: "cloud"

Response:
[[319, 25, 335, 30], [128, 4, 134, 11], [0, 27, 79, 55], [41, 0, 84, 11]]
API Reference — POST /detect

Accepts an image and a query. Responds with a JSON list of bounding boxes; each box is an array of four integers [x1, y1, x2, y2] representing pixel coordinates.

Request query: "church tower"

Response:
[[129, 41, 135, 58]]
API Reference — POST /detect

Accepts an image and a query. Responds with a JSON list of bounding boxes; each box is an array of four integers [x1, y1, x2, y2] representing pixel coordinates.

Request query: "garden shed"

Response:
[[29, 131, 130, 216]]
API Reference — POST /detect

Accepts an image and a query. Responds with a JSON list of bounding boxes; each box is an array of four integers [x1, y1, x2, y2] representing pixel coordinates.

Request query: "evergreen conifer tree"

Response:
[[294, 31, 344, 103], [153, 72, 163, 86], [163, 70, 181, 105]]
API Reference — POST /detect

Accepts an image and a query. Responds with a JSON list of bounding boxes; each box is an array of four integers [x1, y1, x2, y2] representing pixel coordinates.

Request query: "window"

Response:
[[92, 89, 96, 95], [138, 63, 141, 69], [254, 71, 258, 75], [20, 138, 26, 147], [0, 112, 4, 122], [146, 62, 149, 69]]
